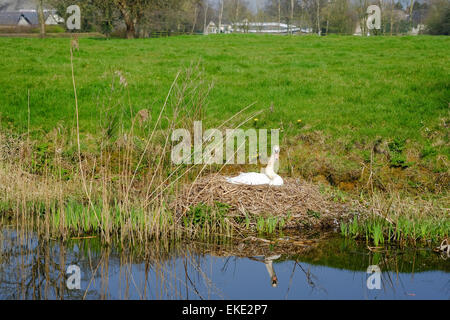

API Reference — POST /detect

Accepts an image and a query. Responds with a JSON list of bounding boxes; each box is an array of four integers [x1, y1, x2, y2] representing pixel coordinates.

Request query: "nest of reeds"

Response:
[[172, 174, 352, 229], [182, 236, 321, 258]]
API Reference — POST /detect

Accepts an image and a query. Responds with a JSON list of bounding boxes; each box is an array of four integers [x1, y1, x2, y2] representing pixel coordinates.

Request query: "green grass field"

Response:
[[1, 35, 448, 135], [0, 34, 449, 185]]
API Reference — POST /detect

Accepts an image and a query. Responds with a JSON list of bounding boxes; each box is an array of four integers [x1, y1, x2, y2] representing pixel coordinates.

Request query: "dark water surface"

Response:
[[0, 226, 448, 300]]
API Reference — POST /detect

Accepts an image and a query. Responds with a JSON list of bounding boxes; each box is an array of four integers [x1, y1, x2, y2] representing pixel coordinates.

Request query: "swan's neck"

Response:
[[265, 260, 275, 278], [264, 154, 277, 179]]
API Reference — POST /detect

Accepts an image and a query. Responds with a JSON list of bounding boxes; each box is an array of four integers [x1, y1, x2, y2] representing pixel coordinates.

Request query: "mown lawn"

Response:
[[0, 34, 449, 170]]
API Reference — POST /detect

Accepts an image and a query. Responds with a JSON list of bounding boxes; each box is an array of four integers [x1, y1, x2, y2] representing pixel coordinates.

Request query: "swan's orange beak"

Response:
[[271, 275, 278, 287]]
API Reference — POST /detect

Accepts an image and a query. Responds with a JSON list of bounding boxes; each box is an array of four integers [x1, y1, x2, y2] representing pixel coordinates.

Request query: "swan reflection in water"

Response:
[[250, 254, 281, 287]]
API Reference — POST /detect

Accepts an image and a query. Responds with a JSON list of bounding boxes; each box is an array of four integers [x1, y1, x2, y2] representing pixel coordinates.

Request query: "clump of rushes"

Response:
[[183, 202, 233, 240], [341, 215, 449, 246], [338, 186, 449, 246], [255, 215, 285, 235]]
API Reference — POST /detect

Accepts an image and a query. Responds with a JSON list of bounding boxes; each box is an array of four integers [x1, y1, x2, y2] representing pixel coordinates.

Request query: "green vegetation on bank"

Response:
[[1, 35, 449, 177], [0, 35, 448, 245], [341, 215, 449, 246]]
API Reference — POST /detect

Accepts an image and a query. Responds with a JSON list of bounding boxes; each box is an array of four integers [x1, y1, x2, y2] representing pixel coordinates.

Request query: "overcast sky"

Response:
[[0, 0, 36, 11], [214, 0, 263, 12]]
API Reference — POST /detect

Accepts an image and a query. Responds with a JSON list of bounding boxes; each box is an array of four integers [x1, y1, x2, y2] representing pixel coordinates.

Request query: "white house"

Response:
[[204, 21, 218, 35], [17, 14, 32, 26], [218, 24, 232, 33], [233, 21, 303, 34], [410, 24, 425, 35], [44, 11, 64, 25], [353, 22, 371, 36]]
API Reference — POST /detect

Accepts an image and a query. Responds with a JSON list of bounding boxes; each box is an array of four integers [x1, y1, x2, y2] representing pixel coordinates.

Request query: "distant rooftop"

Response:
[[0, 10, 61, 26], [0, 11, 38, 25]]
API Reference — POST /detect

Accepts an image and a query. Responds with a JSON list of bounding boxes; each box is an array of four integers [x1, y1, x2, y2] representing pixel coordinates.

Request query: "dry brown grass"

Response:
[[173, 174, 353, 229], [359, 189, 450, 224]]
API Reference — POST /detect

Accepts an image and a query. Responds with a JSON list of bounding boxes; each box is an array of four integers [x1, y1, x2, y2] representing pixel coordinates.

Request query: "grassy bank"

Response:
[[1, 35, 449, 191], [0, 35, 448, 245]]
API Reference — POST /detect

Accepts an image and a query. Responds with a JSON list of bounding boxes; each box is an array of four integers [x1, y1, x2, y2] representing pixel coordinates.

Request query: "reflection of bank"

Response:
[[250, 254, 281, 287]]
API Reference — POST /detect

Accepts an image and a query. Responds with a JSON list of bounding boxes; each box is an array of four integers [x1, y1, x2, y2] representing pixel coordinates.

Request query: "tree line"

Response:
[[260, 0, 448, 35], [44, 0, 449, 37]]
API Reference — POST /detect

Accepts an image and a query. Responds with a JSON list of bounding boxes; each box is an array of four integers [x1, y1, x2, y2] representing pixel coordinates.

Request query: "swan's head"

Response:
[[272, 145, 280, 160], [271, 275, 278, 287]]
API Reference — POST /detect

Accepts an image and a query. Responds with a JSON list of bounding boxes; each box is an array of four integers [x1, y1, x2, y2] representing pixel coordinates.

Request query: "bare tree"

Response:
[[278, 0, 281, 31], [291, 0, 295, 21], [112, 0, 155, 39], [219, 0, 224, 30], [316, 0, 321, 34], [390, 0, 394, 35], [356, 0, 368, 36], [36, 0, 46, 38], [191, 3, 199, 33], [408, 0, 415, 30], [203, 0, 209, 33]]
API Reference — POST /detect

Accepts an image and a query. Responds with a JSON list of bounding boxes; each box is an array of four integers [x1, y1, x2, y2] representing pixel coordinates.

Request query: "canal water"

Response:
[[0, 226, 448, 300]]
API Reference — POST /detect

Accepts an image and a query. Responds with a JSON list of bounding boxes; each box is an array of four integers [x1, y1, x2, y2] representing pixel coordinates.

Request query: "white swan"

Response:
[[225, 145, 283, 186], [264, 254, 281, 287]]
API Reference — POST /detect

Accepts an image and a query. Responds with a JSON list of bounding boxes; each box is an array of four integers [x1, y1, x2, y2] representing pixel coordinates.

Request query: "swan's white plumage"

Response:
[[226, 172, 272, 185], [269, 175, 283, 186], [225, 145, 284, 186]]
